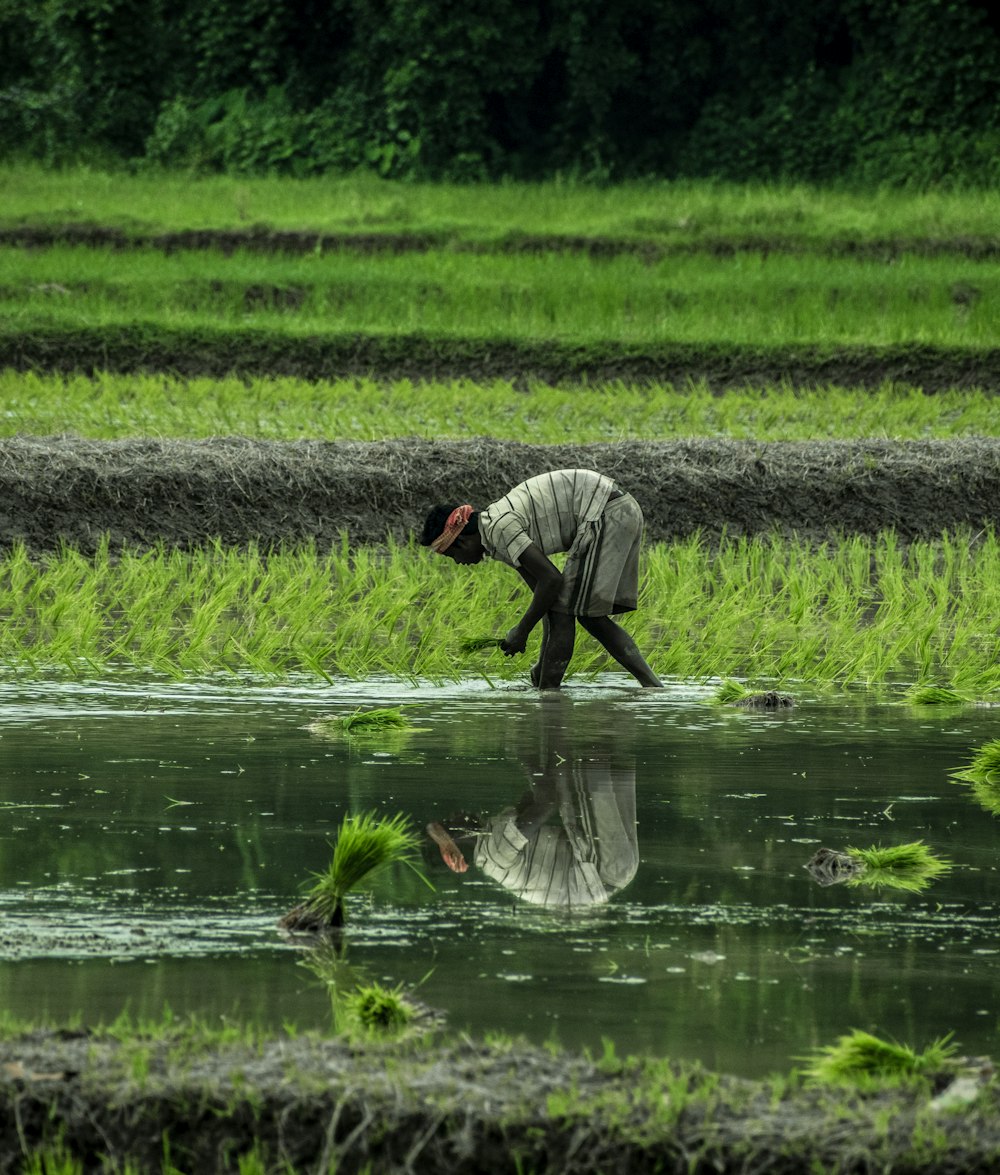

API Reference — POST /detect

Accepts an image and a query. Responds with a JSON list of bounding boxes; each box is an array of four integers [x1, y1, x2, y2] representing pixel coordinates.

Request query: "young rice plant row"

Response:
[[3, 245, 996, 346], [2, 532, 1000, 689], [5, 371, 1000, 443]]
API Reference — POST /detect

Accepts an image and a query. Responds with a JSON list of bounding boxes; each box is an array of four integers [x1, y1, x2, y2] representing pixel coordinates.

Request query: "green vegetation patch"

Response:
[[10, 370, 1000, 444], [5, 167, 1000, 244], [305, 706, 421, 737], [280, 810, 431, 933], [951, 739, 1000, 815], [2, 244, 998, 349], [4, 528, 1000, 688], [1, 1021, 997, 1175], [802, 1029, 959, 1088], [845, 841, 954, 892]]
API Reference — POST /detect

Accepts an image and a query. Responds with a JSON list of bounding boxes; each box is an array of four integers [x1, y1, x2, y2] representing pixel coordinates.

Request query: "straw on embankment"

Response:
[[2, 435, 1000, 553]]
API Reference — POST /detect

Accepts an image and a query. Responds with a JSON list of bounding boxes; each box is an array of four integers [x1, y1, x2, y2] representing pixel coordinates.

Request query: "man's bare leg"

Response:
[[579, 616, 663, 687], [530, 614, 550, 687], [535, 611, 575, 688]]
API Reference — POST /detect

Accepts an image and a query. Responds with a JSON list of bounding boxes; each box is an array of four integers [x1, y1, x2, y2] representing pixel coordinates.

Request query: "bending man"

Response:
[[419, 468, 662, 689]]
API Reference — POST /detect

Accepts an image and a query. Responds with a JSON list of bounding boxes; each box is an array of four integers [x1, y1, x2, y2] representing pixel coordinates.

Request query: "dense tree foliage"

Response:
[[1, 0, 998, 184]]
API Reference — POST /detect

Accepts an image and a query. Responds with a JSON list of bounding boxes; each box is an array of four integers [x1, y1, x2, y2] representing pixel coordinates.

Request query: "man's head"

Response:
[[420, 504, 485, 564]]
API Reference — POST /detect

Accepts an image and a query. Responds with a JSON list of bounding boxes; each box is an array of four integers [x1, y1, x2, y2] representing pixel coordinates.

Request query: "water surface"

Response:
[[1, 673, 997, 1076]]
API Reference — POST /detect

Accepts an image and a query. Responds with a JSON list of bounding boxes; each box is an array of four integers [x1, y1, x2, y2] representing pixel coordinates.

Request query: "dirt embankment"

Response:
[[3, 327, 998, 392], [1, 435, 999, 554], [1, 1028, 997, 1174], [4, 223, 1000, 261]]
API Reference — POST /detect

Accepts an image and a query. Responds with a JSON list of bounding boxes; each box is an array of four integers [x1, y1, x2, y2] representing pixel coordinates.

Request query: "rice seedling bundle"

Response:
[[281, 810, 430, 932], [903, 684, 972, 705], [305, 707, 420, 737], [950, 739, 1000, 815], [459, 636, 504, 653], [844, 840, 953, 892], [802, 1029, 957, 1086]]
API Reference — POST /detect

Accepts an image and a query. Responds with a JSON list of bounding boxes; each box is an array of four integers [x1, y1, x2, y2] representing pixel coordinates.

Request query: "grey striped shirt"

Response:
[[477, 469, 615, 568]]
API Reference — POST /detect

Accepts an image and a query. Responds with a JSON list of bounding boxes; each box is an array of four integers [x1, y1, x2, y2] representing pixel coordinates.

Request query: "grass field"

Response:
[[3, 167, 1000, 686], [4, 165, 1000, 241], [5, 370, 1000, 442], [3, 245, 997, 346]]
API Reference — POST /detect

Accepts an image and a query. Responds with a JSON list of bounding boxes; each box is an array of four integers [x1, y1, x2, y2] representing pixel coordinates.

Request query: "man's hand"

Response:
[[501, 624, 528, 656], [427, 822, 468, 873]]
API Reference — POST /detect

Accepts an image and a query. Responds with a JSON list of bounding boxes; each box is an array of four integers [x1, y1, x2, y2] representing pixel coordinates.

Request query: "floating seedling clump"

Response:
[[952, 738, 1000, 785], [903, 684, 972, 706], [343, 981, 415, 1035], [712, 680, 794, 709], [805, 840, 952, 893], [279, 810, 432, 934], [801, 1029, 958, 1087], [300, 948, 440, 1039], [950, 739, 1000, 815], [305, 706, 421, 738]]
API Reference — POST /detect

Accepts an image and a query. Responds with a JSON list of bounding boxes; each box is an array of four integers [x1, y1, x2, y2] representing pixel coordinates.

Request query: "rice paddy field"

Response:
[[2, 167, 1000, 1139]]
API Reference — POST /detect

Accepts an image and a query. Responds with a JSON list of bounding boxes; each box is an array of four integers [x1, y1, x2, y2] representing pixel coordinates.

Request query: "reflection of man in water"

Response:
[[427, 741, 638, 909]]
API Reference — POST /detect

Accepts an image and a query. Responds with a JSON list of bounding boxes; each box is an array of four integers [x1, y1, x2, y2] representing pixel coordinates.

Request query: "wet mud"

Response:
[[1, 1028, 997, 1174], [2, 434, 1000, 554]]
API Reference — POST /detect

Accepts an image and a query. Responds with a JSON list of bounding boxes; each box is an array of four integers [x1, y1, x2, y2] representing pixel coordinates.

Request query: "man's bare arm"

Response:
[[501, 543, 563, 655]]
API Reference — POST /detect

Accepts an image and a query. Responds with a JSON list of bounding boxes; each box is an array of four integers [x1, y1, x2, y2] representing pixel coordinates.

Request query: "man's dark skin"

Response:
[[443, 530, 662, 689]]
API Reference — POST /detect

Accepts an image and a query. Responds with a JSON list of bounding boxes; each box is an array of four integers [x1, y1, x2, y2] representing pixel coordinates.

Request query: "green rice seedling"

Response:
[[711, 679, 751, 704], [6, 165, 1000, 243], [844, 841, 953, 892], [305, 706, 420, 738], [903, 684, 973, 705], [950, 739, 1000, 815], [280, 810, 431, 932], [459, 635, 504, 653], [5, 529, 1000, 685], [951, 738, 1000, 784], [341, 981, 414, 1036], [3, 241, 998, 347], [801, 1029, 957, 1087], [11, 371, 1000, 444]]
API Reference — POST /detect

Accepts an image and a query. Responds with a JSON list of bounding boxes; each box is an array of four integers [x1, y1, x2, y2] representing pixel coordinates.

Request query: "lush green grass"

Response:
[[6, 370, 1000, 443], [4, 165, 1000, 240], [3, 245, 997, 346], [3, 531, 1000, 688]]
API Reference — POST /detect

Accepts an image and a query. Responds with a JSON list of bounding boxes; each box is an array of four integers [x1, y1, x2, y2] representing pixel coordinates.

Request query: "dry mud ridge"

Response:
[[2, 435, 1000, 553], [1, 1029, 998, 1174]]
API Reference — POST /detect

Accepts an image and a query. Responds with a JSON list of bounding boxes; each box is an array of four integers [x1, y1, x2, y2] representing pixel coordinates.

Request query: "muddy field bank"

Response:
[[3, 328, 998, 392], [1, 436, 998, 554], [2, 1029, 997, 1174]]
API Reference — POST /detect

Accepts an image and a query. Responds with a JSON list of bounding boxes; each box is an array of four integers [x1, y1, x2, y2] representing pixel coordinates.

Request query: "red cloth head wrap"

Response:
[[430, 504, 474, 554]]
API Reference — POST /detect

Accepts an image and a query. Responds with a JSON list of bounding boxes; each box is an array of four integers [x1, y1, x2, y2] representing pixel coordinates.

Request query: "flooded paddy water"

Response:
[[1, 673, 997, 1078]]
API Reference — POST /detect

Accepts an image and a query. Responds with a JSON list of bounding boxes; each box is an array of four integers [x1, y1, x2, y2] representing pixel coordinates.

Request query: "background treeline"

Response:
[[2, 0, 999, 186]]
